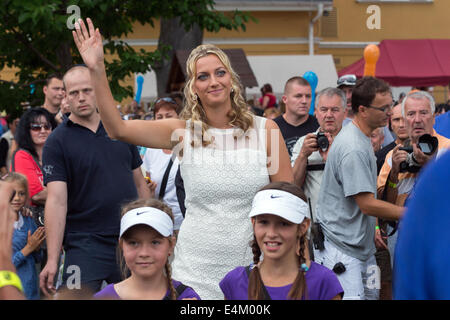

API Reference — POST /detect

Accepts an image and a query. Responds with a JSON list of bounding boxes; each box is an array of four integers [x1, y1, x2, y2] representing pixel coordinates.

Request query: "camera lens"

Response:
[[316, 132, 329, 152]]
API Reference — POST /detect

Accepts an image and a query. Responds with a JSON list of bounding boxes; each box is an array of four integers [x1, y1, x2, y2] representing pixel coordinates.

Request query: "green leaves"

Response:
[[0, 0, 253, 114]]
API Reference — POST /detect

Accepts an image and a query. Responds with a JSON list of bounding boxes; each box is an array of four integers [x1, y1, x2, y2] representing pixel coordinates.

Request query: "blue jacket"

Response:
[[12, 215, 42, 300], [394, 151, 450, 299]]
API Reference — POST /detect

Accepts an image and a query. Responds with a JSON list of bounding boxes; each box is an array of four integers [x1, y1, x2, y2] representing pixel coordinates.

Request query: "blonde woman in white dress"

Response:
[[72, 18, 293, 299]]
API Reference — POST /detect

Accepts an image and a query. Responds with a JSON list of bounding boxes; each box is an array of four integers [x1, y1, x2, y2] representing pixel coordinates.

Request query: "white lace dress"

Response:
[[171, 116, 270, 299]]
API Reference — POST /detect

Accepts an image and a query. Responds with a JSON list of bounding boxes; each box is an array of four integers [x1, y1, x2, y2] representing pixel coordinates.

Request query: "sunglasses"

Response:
[[30, 123, 51, 131], [337, 74, 357, 86], [155, 97, 177, 105]]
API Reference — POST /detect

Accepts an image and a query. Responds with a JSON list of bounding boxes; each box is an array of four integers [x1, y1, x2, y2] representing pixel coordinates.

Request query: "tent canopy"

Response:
[[338, 39, 450, 87], [245, 55, 338, 97]]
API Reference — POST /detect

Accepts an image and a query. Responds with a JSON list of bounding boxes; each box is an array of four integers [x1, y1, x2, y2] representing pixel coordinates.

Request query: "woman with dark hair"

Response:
[[142, 97, 184, 235], [257, 83, 278, 110], [12, 108, 57, 209]]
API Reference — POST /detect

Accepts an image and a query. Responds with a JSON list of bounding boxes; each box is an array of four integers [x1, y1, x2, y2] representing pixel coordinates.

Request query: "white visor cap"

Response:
[[249, 189, 310, 224], [120, 207, 173, 238]]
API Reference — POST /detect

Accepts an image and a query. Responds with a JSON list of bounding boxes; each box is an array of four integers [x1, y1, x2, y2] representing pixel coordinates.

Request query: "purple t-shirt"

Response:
[[94, 280, 201, 300], [219, 261, 343, 300]]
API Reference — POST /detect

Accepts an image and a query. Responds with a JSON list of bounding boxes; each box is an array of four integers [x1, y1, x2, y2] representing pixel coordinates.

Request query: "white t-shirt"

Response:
[[142, 148, 183, 230]]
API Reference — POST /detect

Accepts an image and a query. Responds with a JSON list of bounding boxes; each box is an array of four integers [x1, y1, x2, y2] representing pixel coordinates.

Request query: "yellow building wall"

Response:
[[3, 1, 450, 105], [329, 0, 450, 42]]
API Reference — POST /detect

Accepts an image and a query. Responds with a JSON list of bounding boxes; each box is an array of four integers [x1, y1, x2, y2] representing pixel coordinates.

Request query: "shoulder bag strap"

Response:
[[11, 148, 42, 173], [158, 156, 174, 200], [162, 282, 188, 300]]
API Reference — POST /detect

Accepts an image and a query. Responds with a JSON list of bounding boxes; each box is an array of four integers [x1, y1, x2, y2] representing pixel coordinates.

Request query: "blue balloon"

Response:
[[30, 84, 35, 95], [135, 75, 144, 104], [303, 71, 318, 115]]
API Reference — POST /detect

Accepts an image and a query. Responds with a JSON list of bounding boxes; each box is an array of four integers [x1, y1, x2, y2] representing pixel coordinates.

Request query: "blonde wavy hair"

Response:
[[180, 44, 254, 146]]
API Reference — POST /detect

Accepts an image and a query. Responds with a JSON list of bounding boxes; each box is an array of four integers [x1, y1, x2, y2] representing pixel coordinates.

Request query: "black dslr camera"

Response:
[[311, 222, 325, 250], [399, 134, 438, 173], [316, 132, 329, 152]]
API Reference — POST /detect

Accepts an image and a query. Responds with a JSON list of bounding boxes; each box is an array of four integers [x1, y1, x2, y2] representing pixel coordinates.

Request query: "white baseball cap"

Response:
[[249, 189, 310, 224], [120, 207, 174, 238]]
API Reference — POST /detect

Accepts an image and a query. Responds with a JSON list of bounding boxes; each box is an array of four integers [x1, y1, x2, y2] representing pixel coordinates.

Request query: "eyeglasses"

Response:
[[365, 103, 394, 113], [154, 97, 177, 106], [30, 123, 51, 131], [337, 74, 357, 87]]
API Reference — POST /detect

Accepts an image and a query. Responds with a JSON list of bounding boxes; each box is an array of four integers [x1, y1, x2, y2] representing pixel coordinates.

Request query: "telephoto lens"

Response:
[[417, 134, 438, 155]]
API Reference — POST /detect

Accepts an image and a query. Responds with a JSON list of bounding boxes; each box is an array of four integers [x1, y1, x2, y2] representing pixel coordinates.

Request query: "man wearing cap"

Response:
[[39, 65, 150, 296], [291, 87, 346, 216], [313, 77, 404, 300], [274, 76, 319, 157], [337, 74, 356, 115]]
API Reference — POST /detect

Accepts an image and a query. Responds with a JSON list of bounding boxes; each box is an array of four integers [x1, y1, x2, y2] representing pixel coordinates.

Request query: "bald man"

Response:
[[40, 65, 149, 296]]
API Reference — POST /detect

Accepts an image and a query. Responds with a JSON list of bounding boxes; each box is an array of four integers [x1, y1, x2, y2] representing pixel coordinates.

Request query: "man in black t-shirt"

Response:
[[39, 65, 150, 296], [274, 76, 319, 156]]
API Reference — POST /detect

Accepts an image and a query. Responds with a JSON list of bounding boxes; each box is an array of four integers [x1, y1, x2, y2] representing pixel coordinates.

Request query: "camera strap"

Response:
[[380, 175, 399, 237], [308, 197, 315, 225], [306, 163, 325, 171]]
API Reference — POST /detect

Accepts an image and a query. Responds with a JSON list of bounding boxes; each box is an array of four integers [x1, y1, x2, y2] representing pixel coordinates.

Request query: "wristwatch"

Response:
[[0, 271, 23, 292]]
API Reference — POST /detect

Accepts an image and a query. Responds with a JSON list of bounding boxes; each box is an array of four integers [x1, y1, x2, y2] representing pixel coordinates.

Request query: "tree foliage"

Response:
[[0, 0, 254, 115]]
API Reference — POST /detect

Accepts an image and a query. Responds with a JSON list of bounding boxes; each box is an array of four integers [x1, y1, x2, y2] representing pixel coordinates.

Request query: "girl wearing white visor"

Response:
[[94, 199, 200, 300], [220, 182, 343, 300]]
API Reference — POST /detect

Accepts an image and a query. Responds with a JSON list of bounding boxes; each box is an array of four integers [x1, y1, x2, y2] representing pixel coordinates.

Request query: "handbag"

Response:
[[11, 148, 45, 227]]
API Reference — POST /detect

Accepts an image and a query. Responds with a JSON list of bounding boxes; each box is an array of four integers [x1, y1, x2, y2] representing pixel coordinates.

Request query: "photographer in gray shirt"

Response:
[[313, 77, 404, 300]]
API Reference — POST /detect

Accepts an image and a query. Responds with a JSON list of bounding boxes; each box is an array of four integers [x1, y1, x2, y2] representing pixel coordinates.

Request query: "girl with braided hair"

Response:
[[94, 199, 200, 300], [220, 182, 343, 300]]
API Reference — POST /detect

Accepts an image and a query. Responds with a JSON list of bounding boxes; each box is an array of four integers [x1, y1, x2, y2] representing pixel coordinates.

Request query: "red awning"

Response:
[[338, 39, 450, 87]]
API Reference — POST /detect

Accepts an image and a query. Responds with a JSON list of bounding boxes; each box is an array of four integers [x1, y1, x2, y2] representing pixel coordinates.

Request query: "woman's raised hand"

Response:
[[72, 18, 104, 70]]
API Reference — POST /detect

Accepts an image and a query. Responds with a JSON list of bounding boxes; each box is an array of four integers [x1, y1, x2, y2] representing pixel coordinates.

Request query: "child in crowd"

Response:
[[220, 182, 344, 300], [94, 199, 200, 300], [5, 173, 45, 300]]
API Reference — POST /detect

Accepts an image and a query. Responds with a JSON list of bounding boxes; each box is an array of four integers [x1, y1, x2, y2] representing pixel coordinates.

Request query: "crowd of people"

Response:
[[0, 17, 449, 301]]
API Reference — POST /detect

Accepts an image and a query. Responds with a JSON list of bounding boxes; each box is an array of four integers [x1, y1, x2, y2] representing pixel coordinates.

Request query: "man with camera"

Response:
[[376, 91, 450, 291], [312, 77, 404, 300], [378, 90, 450, 208], [291, 87, 346, 215]]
